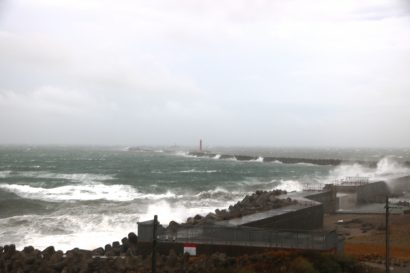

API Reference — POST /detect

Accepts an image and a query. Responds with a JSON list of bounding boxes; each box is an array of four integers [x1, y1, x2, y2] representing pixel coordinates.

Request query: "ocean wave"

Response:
[[296, 162, 316, 166], [0, 200, 233, 250], [328, 156, 410, 182], [178, 169, 218, 173], [213, 154, 221, 159], [250, 156, 264, 162], [174, 151, 197, 158], [0, 171, 115, 183], [0, 213, 139, 251], [140, 200, 222, 224], [0, 183, 179, 202], [273, 179, 303, 192], [0, 170, 12, 178], [193, 187, 245, 201]]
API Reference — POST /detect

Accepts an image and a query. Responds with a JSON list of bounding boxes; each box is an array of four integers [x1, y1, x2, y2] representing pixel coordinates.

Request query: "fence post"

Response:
[[152, 215, 158, 273]]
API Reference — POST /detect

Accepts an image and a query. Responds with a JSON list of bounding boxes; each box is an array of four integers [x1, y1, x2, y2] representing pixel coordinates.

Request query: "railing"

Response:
[[334, 176, 369, 186], [302, 184, 325, 191], [158, 226, 337, 251]]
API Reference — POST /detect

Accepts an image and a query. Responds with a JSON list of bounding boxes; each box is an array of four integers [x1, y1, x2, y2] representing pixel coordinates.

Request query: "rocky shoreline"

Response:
[[0, 241, 382, 273], [0, 189, 392, 273], [176, 190, 292, 228]]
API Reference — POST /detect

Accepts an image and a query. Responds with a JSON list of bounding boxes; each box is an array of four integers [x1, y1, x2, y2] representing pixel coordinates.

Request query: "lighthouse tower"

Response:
[[199, 139, 203, 152]]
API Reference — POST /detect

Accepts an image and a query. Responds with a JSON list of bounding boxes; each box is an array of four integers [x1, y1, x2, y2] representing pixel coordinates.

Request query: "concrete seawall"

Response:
[[188, 152, 383, 167]]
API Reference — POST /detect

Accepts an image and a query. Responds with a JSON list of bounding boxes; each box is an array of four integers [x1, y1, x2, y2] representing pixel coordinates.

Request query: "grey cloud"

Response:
[[0, 0, 409, 147]]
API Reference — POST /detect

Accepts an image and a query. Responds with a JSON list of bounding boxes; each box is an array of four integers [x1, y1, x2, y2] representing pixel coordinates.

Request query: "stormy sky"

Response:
[[0, 0, 409, 147]]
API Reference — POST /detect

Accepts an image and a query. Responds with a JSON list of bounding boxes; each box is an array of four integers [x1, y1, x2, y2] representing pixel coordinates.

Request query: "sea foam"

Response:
[[0, 183, 179, 202], [0, 171, 114, 183]]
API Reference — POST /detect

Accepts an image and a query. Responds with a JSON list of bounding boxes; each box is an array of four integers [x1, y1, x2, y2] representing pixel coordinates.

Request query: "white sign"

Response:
[[183, 243, 197, 256]]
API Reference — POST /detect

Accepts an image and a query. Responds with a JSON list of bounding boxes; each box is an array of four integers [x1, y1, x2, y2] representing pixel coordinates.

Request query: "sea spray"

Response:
[[327, 156, 410, 182]]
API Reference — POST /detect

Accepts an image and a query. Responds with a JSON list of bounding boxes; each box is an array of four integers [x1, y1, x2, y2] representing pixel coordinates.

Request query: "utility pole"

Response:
[[385, 196, 390, 273], [152, 215, 158, 273]]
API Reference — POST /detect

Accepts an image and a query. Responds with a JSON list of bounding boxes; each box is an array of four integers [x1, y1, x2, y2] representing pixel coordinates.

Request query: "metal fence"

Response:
[[158, 225, 338, 251]]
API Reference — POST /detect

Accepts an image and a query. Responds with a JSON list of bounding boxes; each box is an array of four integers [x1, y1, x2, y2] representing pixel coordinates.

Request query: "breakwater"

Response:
[[188, 152, 380, 167]]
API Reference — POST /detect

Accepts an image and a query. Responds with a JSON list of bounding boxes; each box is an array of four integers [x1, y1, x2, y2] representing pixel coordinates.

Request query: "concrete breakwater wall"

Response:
[[305, 189, 338, 213], [188, 152, 377, 167]]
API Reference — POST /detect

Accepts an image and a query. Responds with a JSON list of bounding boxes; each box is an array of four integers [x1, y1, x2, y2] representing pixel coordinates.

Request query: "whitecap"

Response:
[[0, 213, 139, 251], [0, 183, 179, 202], [326, 156, 410, 183], [2, 171, 115, 183], [296, 162, 316, 166], [250, 156, 264, 163], [178, 169, 218, 173], [273, 179, 303, 192], [0, 170, 12, 178]]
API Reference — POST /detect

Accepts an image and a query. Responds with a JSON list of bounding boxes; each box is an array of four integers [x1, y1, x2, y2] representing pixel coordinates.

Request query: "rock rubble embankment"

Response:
[[175, 189, 295, 227]]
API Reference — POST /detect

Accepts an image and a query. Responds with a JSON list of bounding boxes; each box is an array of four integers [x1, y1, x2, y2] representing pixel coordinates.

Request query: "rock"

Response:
[[91, 247, 105, 256], [128, 232, 138, 245], [186, 217, 195, 225], [4, 244, 16, 258], [194, 214, 203, 222], [42, 246, 55, 258], [205, 213, 217, 220], [121, 237, 129, 253], [168, 220, 180, 232], [104, 244, 115, 256], [23, 245, 35, 254]]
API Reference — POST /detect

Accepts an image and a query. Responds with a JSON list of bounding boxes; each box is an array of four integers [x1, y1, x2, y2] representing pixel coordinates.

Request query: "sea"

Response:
[[0, 146, 410, 251]]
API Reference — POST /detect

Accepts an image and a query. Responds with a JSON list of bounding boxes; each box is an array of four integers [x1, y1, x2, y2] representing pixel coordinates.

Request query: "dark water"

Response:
[[0, 146, 409, 250]]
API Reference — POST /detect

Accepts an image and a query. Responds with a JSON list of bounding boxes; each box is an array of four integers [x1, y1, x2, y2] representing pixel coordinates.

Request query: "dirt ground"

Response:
[[324, 213, 410, 271]]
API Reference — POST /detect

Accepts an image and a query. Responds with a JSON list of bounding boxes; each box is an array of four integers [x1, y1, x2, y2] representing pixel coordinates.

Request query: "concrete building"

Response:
[[334, 181, 389, 210]]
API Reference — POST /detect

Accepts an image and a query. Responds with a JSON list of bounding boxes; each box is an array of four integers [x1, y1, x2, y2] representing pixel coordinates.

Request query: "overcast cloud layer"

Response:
[[0, 0, 409, 147]]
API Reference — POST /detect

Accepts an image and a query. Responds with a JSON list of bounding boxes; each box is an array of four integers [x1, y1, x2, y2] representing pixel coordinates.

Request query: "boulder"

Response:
[[42, 246, 55, 259], [128, 232, 138, 245], [91, 247, 105, 256]]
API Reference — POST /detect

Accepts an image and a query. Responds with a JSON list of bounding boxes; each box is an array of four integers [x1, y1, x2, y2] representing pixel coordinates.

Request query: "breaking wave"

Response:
[[0, 171, 114, 183], [296, 162, 316, 166], [328, 156, 410, 182], [0, 183, 179, 202], [193, 187, 242, 200], [273, 179, 303, 192], [250, 157, 264, 162], [178, 169, 218, 173], [174, 151, 197, 158], [0, 213, 139, 251]]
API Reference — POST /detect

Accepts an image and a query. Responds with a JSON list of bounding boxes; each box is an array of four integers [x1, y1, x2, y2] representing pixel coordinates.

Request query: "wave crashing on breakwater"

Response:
[[185, 151, 380, 166]]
